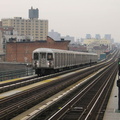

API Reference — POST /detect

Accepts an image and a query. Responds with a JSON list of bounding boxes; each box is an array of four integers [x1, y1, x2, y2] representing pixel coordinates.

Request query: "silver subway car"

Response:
[[32, 48, 98, 76]]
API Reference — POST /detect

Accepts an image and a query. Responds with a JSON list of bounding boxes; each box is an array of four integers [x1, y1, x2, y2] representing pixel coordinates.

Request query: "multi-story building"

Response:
[[0, 26, 33, 53], [86, 34, 91, 39], [6, 36, 70, 63], [83, 38, 113, 58], [95, 34, 101, 40], [0, 26, 14, 53], [48, 30, 61, 41], [104, 34, 111, 40], [48, 30, 75, 43], [1, 7, 48, 41], [83, 38, 112, 48], [62, 35, 75, 43]]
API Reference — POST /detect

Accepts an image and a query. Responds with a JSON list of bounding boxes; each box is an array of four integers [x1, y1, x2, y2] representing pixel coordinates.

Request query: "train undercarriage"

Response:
[[35, 63, 88, 76]]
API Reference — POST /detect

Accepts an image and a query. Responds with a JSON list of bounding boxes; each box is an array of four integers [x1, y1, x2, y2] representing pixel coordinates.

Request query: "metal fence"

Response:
[[0, 68, 35, 81]]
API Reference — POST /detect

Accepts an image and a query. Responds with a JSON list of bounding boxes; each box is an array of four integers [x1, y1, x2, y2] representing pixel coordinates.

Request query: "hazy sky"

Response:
[[0, 0, 120, 42]]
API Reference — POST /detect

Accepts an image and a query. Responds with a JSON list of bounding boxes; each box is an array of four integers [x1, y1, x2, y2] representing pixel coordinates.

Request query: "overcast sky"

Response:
[[0, 0, 120, 42]]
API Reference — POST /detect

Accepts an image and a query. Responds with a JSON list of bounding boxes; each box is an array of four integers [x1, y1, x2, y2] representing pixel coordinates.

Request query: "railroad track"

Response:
[[0, 61, 107, 94], [0, 50, 117, 93], [0, 64, 94, 93], [0, 51, 118, 120], [0, 61, 111, 120], [40, 62, 117, 120]]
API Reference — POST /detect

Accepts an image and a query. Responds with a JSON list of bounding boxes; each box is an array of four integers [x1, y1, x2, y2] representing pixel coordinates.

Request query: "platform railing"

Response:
[[0, 68, 35, 81]]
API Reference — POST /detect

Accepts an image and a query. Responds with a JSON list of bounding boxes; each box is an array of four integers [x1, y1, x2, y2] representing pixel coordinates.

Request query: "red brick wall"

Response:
[[6, 36, 70, 63]]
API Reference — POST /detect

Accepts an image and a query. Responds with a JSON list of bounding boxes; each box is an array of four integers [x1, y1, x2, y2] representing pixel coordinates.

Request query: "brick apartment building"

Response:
[[6, 36, 70, 63]]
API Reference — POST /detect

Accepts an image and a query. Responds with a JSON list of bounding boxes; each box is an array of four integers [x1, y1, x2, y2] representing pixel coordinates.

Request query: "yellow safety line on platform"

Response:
[[0, 76, 61, 99], [0, 78, 21, 84]]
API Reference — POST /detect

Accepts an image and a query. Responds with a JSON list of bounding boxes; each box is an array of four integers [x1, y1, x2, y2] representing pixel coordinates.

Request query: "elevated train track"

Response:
[[0, 63, 106, 120], [0, 49, 117, 93], [19, 60, 117, 120], [47, 61, 117, 120], [0, 50, 119, 120], [0, 64, 95, 93]]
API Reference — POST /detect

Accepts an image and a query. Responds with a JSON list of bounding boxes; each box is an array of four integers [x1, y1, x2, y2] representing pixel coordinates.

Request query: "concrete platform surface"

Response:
[[103, 75, 120, 120]]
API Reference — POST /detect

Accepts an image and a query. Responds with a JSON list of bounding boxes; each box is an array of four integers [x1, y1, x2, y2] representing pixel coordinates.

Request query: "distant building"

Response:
[[0, 26, 14, 35], [0, 26, 14, 53], [62, 35, 74, 43], [83, 38, 113, 57], [111, 38, 114, 43], [0, 26, 33, 53], [48, 30, 61, 41], [48, 30, 74, 43], [86, 34, 91, 39], [29, 7, 39, 19], [83, 38, 112, 48], [6, 36, 70, 63], [69, 44, 87, 52], [95, 34, 101, 40], [1, 7, 48, 41], [104, 34, 111, 40], [93, 45, 108, 58]]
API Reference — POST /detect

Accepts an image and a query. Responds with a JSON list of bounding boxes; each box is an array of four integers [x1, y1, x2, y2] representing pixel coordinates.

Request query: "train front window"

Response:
[[41, 53, 46, 59], [34, 53, 39, 60], [47, 53, 53, 60]]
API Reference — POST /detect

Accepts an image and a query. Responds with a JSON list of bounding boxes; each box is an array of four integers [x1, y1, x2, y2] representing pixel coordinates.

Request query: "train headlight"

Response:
[[47, 62, 50, 66], [36, 62, 39, 67], [48, 61, 52, 67], [34, 61, 39, 67]]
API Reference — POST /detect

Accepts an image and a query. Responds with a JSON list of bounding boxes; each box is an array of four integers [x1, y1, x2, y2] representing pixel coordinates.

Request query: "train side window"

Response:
[[34, 53, 39, 60], [47, 53, 53, 60]]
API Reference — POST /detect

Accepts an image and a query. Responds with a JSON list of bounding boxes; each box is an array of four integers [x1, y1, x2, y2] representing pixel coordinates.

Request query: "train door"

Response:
[[40, 52, 47, 67], [33, 52, 39, 68], [47, 53, 53, 68]]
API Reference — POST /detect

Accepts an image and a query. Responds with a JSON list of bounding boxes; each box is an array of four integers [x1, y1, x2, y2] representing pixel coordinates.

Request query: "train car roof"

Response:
[[33, 48, 71, 53], [33, 48, 97, 56], [33, 48, 54, 53]]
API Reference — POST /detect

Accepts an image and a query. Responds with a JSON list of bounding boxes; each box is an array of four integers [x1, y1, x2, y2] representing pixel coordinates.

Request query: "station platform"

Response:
[[103, 75, 120, 120]]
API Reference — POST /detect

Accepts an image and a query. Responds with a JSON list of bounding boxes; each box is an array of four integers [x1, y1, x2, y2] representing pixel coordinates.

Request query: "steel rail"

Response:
[[20, 59, 117, 120], [0, 52, 117, 119], [89, 64, 117, 120], [47, 62, 117, 120], [0, 51, 114, 92], [0, 64, 95, 93], [80, 63, 117, 120], [0, 63, 105, 119]]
